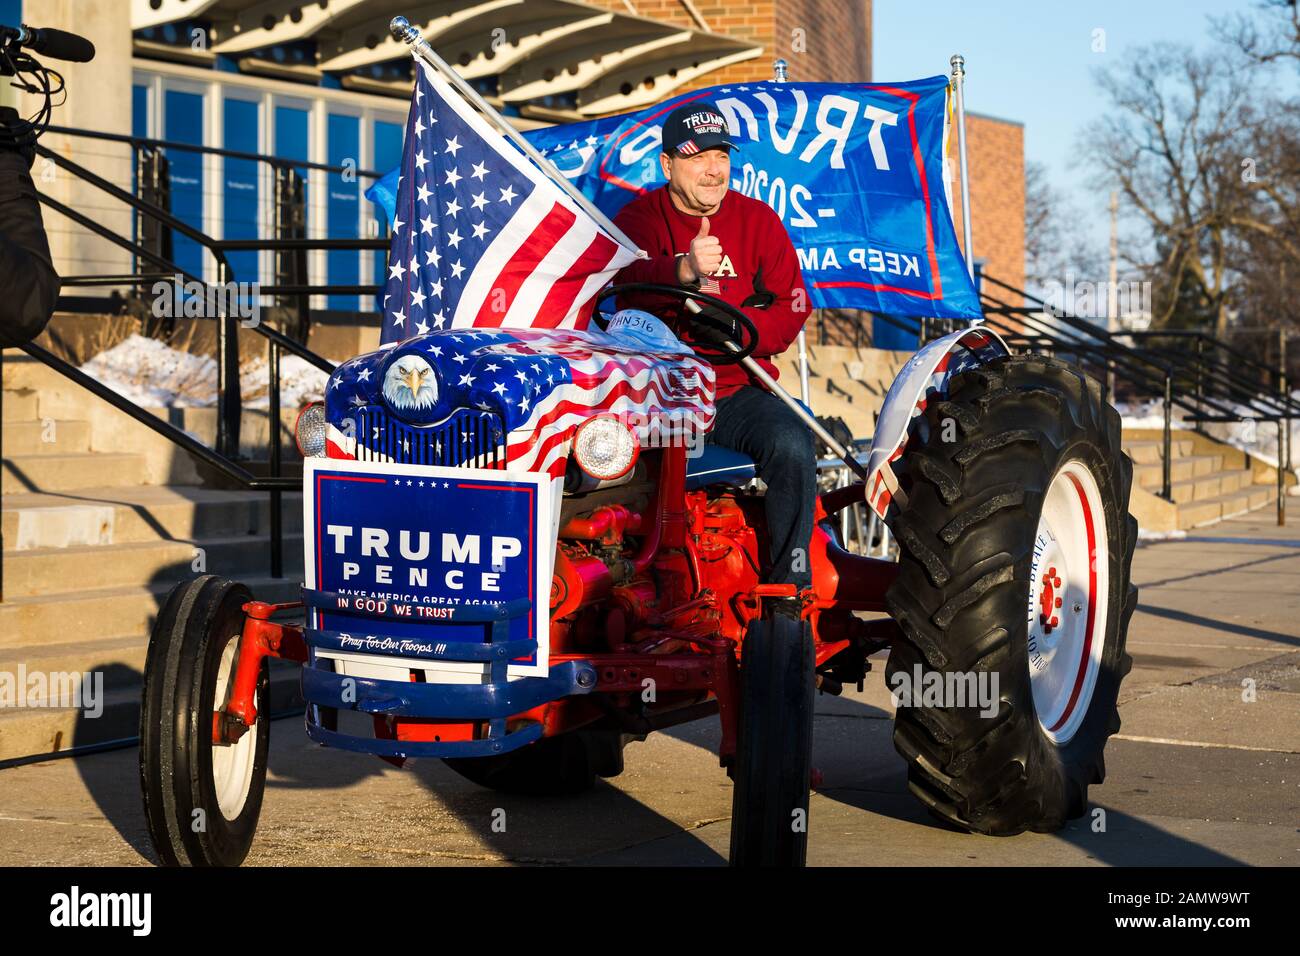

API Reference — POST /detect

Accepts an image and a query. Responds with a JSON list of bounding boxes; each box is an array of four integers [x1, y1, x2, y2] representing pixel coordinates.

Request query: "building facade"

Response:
[[8, 0, 1022, 339]]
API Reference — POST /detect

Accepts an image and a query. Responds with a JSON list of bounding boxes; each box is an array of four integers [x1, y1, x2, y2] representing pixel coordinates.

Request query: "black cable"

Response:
[[0, 41, 64, 151]]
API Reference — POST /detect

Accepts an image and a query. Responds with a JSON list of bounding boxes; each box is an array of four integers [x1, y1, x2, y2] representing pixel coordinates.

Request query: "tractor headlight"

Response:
[[295, 402, 327, 458], [573, 415, 638, 481]]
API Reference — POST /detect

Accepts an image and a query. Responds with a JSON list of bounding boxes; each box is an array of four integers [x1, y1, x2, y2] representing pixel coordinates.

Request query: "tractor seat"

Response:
[[685, 444, 757, 490]]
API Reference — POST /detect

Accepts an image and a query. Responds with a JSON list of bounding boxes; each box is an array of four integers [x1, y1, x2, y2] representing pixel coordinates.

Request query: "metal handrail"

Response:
[[978, 291, 1296, 421], [979, 273, 1295, 408], [19, 139, 360, 584], [15, 342, 298, 578], [874, 277, 1293, 517], [978, 273, 1290, 520], [1123, 329, 1284, 382], [43, 124, 385, 179]]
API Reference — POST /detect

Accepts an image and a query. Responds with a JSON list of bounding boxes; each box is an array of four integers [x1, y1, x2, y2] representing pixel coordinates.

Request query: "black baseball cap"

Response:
[[661, 101, 736, 157]]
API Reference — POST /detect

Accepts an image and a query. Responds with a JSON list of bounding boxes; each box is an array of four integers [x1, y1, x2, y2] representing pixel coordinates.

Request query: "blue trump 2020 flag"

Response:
[[369, 75, 982, 321]]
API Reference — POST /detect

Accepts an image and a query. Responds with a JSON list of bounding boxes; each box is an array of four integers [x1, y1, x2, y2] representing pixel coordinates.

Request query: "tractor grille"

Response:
[[353, 406, 506, 469]]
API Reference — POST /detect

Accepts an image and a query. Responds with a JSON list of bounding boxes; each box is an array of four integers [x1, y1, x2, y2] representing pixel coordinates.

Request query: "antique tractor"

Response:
[[139, 285, 1136, 866]]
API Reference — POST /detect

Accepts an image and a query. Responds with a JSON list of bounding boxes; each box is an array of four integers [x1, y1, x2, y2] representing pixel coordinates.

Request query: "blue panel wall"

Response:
[[371, 119, 404, 312], [132, 84, 148, 138], [273, 104, 309, 173], [223, 97, 260, 288], [0, 2, 21, 27], [326, 112, 360, 311], [131, 84, 148, 254], [164, 89, 205, 282], [273, 104, 309, 300]]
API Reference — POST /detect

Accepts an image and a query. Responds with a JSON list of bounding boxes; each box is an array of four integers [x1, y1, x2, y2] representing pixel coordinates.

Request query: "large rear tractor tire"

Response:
[[885, 355, 1137, 835]]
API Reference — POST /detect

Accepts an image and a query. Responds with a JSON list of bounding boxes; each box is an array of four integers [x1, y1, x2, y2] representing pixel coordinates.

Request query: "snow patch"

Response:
[[1137, 527, 1187, 544], [1117, 395, 1299, 481], [78, 333, 329, 412]]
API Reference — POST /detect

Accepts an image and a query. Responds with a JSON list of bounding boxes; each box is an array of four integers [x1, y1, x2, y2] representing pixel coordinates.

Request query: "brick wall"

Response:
[[952, 113, 1026, 298], [585, 0, 870, 86]]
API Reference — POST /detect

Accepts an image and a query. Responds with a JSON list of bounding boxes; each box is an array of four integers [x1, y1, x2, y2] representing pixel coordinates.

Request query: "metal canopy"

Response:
[[131, 0, 762, 116], [317, 0, 524, 72]]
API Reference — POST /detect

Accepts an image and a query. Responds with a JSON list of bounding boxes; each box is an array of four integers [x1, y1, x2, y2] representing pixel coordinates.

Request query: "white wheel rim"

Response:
[[1027, 461, 1109, 745], [211, 636, 258, 821]]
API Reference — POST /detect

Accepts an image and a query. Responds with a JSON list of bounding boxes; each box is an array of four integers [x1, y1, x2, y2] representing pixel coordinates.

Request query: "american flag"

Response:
[[379, 58, 639, 344]]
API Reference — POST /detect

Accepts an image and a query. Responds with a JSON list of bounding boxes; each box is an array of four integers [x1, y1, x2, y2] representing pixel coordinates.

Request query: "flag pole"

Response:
[[950, 54, 975, 286], [773, 56, 813, 410], [389, 16, 645, 257]]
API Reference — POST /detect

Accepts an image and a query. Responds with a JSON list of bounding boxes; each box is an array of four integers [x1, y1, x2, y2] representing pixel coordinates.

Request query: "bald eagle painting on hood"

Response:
[[382, 354, 438, 411]]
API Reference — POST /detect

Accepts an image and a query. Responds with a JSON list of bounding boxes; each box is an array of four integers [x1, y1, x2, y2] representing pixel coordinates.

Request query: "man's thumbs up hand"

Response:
[[680, 215, 722, 286]]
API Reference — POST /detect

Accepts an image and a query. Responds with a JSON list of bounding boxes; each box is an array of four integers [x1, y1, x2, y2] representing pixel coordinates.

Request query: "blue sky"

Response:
[[872, 0, 1290, 254]]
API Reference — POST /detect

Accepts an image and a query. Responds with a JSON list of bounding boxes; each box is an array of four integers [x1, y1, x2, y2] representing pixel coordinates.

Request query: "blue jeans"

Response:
[[707, 385, 816, 588]]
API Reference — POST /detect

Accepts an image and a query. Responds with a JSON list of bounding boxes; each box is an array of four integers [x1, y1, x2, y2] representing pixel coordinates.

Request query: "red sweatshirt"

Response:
[[611, 186, 809, 398]]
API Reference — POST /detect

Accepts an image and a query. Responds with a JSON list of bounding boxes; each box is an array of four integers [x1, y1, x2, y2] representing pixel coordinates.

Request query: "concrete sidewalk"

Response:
[[0, 514, 1296, 866]]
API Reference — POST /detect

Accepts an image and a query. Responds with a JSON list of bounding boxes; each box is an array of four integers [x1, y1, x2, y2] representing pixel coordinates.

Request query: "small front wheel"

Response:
[[140, 576, 269, 866], [728, 610, 815, 866]]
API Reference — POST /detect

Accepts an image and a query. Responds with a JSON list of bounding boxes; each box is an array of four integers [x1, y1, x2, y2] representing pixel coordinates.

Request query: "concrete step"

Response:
[[2, 485, 302, 551], [0, 661, 303, 764], [0, 636, 149, 704], [3, 452, 148, 495], [1133, 455, 1224, 488], [1122, 437, 1196, 465], [0, 685, 141, 761], [1, 390, 38, 423], [1164, 469, 1251, 504], [0, 575, 303, 650], [1176, 484, 1278, 528], [3, 533, 306, 599], [1, 419, 92, 455], [1, 349, 90, 393]]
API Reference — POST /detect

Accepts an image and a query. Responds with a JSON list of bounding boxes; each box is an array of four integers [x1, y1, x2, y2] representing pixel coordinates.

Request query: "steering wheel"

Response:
[[597, 282, 758, 365]]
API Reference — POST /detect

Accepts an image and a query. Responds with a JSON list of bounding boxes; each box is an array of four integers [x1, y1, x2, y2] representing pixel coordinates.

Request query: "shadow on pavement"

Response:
[[1135, 602, 1299, 649], [69, 656, 1247, 866], [71, 663, 154, 862]]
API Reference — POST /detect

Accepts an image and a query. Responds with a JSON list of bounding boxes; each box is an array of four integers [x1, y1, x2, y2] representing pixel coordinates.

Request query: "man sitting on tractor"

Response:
[[613, 101, 814, 613]]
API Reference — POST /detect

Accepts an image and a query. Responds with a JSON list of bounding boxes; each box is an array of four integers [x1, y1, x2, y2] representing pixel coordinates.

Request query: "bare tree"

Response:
[[1024, 161, 1106, 291], [1229, 103, 1300, 337], [1024, 161, 1060, 286], [1212, 0, 1300, 69], [1080, 44, 1291, 336]]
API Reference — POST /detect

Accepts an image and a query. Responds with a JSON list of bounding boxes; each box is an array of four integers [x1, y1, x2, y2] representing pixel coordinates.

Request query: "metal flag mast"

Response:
[[388, 16, 866, 480], [950, 54, 976, 287], [773, 57, 813, 409]]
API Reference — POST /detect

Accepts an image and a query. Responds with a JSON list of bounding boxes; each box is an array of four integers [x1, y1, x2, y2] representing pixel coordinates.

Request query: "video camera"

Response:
[[0, 22, 95, 153]]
